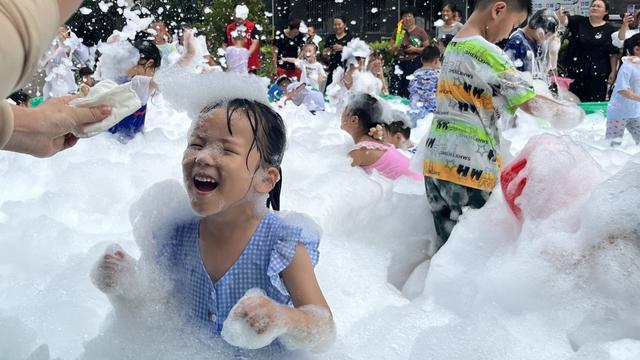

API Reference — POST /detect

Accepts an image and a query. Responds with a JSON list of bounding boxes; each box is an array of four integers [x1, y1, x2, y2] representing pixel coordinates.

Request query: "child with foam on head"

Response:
[[90, 72, 335, 354], [423, 0, 586, 251], [386, 110, 416, 157], [408, 45, 441, 124], [341, 92, 422, 181], [605, 33, 640, 146], [225, 33, 250, 76]]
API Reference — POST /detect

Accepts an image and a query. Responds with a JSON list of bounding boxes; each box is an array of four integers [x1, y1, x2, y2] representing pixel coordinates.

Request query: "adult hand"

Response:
[[332, 44, 343, 52], [622, 12, 634, 28], [608, 71, 617, 85], [556, 7, 569, 26], [4, 96, 111, 157]]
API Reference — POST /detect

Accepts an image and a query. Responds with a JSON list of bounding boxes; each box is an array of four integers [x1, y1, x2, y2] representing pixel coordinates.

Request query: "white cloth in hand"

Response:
[[70, 80, 141, 138]]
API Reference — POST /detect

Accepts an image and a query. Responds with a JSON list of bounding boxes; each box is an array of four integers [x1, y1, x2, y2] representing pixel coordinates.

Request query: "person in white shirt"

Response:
[[612, 10, 640, 48], [281, 43, 327, 91], [225, 34, 250, 75]]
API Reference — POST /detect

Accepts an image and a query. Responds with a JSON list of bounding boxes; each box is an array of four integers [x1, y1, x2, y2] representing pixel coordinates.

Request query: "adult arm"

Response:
[[1, 0, 70, 149], [3, 97, 110, 157], [248, 26, 260, 56], [272, 40, 279, 73], [615, 12, 634, 48], [609, 53, 619, 84], [405, 29, 430, 55], [249, 39, 259, 56], [57, 0, 85, 22], [556, 8, 569, 27]]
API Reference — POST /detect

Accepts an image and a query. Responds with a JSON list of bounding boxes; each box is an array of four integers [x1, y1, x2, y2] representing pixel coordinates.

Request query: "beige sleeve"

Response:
[[0, 0, 60, 149], [0, 102, 14, 149]]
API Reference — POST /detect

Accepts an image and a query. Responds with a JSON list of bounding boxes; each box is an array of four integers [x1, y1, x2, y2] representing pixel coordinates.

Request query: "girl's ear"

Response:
[[145, 59, 156, 68], [255, 166, 280, 194]]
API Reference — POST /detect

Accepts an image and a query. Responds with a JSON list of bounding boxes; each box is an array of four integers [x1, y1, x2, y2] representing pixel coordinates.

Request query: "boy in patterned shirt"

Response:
[[423, 0, 583, 251], [408, 45, 442, 125]]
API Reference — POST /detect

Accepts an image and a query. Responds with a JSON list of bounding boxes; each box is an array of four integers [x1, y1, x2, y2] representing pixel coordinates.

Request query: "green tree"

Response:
[[194, 1, 273, 75]]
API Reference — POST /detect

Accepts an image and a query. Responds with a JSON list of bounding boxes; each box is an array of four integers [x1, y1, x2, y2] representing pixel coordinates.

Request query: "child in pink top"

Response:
[[340, 92, 421, 181]]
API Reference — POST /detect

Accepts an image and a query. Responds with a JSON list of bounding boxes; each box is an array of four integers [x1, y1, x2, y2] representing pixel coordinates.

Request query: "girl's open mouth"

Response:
[[193, 176, 219, 193]]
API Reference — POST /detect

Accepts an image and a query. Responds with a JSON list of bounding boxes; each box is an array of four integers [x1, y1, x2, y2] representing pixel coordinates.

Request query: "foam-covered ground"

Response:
[[1, 94, 639, 360]]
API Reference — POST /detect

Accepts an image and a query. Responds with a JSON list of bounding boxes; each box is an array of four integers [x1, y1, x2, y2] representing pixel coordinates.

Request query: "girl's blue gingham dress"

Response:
[[154, 211, 320, 339]]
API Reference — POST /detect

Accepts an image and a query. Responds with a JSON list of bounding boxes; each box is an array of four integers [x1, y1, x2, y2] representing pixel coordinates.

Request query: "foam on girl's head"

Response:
[[156, 69, 270, 120], [341, 38, 372, 65], [345, 92, 394, 127]]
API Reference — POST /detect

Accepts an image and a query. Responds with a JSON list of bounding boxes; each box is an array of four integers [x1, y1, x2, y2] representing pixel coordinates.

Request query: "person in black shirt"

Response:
[[273, 18, 305, 80], [557, 0, 619, 102], [322, 15, 353, 89]]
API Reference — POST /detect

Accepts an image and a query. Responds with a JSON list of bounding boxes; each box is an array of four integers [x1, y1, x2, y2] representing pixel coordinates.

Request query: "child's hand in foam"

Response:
[[90, 244, 136, 295], [221, 289, 288, 349]]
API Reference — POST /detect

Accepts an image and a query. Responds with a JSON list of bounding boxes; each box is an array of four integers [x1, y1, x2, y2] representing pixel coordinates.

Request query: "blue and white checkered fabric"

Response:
[[155, 211, 320, 339]]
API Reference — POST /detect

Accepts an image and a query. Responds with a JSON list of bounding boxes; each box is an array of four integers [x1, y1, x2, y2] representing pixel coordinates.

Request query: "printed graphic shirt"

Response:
[[504, 29, 539, 73], [408, 67, 440, 123], [423, 36, 535, 191], [296, 60, 326, 90]]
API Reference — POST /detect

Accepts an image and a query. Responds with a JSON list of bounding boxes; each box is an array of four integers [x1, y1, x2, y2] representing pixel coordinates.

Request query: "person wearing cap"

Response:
[[1, 0, 111, 158], [224, 4, 261, 73], [504, 9, 559, 74], [273, 18, 306, 81]]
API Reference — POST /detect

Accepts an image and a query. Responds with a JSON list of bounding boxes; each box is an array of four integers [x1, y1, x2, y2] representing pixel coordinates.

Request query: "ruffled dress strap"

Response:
[[267, 212, 321, 297], [351, 140, 390, 152]]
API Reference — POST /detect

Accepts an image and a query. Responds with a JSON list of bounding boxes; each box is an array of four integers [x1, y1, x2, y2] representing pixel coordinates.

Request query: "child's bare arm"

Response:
[[618, 89, 640, 101], [222, 244, 335, 352], [277, 243, 336, 351], [519, 95, 585, 129]]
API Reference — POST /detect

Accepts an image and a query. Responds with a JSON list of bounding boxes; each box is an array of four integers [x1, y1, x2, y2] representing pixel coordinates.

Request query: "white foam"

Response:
[[2, 69, 640, 360]]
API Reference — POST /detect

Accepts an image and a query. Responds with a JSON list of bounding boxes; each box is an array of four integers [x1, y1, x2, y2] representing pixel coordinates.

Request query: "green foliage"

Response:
[[369, 41, 394, 65], [258, 44, 276, 78], [68, 1, 273, 67]]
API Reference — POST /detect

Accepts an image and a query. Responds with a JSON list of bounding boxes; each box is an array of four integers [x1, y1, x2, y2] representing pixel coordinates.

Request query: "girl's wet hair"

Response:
[[199, 99, 286, 211], [528, 9, 559, 34], [346, 93, 385, 132], [131, 31, 162, 68]]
